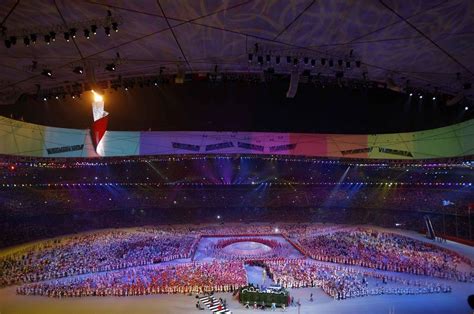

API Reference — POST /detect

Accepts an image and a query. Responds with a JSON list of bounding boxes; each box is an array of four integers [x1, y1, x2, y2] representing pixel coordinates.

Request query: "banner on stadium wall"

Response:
[[0, 116, 473, 159]]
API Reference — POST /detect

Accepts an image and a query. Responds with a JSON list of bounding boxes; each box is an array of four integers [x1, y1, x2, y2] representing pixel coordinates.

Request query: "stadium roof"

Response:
[[0, 0, 473, 103]]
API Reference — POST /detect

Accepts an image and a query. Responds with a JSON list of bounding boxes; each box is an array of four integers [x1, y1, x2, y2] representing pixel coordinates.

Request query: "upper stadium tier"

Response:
[[0, 116, 473, 159]]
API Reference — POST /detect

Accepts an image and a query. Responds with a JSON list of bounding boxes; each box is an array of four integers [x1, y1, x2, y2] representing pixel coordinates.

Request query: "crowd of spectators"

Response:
[[3, 156, 471, 186], [1, 185, 470, 216]]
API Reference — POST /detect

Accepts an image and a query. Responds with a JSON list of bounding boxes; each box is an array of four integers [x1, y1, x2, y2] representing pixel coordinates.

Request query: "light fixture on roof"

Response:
[[432, 96, 436, 100], [69, 28, 77, 38], [73, 66, 84, 74], [84, 28, 90, 39], [41, 69, 52, 77], [419, 95, 423, 99], [105, 63, 116, 71], [409, 93, 413, 96]]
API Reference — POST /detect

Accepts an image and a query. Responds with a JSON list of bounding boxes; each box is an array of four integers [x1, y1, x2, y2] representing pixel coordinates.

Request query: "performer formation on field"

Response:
[[1, 224, 472, 299]]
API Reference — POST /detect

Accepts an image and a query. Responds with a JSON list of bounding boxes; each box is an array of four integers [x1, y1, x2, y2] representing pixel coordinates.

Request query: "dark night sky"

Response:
[[1, 80, 471, 134]]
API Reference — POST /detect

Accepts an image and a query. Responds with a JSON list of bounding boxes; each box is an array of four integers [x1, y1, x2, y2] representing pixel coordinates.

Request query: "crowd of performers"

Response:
[[297, 229, 473, 282], [264, 259, 453, 300], [0, 229, 197, 287], [16, 261, 246, 297], [1, 224, 472, 300]]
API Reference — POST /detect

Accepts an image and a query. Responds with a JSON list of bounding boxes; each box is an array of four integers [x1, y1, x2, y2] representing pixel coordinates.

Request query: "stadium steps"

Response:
[[199, 296, 231, 313]]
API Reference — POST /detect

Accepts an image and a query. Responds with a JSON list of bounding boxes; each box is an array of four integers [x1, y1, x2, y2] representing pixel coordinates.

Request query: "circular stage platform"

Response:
[[222, 241, 273, 257]]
